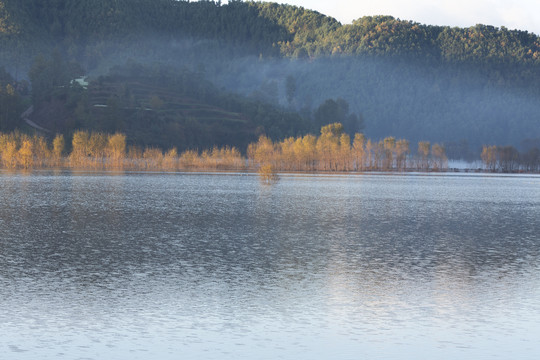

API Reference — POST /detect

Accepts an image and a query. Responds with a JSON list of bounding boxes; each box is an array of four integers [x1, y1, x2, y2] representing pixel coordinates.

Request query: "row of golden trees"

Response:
[[248, 123, 448, 172], [0, 132, 60, 168], [0, 131, 245, 170], [0, 125, 450, 172]]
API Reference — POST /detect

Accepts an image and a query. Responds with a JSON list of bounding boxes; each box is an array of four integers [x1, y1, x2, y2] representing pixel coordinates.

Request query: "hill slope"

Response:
[[27, 61, 307, 150]]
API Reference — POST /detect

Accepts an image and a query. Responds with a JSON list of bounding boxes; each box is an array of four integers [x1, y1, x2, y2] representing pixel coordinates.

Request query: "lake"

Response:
[[1, 171, 539, 359]]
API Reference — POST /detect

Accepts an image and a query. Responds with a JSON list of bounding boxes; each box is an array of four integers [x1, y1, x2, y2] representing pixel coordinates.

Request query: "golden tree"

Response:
[[32, 135, 50, 167], [300, 134, 317, 171], [418, 141, 430, 170], [17, 138, 33, 168], [89, 132, 108, 165], [70, 130, 90, 166], [251, 135, 278, 168], [280, 137, 296, 171], [163, 147, 178, 170], [364, 139, 374, 170], [317, 123, 343, 171], [106, 133, 126, 167], [52, 134, 65, 165], [383, 136, 396, 170], [395, 139, 410, 171], [179, 150, 198, 168], [352, 133, 366, 171], [339, 133, 351, 171], [481, 145, 498, 171], [258, 164, 279, 184], [1, 139, 17, 168], [143, 148, 163, 169]]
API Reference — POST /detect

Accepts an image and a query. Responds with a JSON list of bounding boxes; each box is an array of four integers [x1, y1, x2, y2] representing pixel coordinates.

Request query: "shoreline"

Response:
[[2, 166, 539, 177]]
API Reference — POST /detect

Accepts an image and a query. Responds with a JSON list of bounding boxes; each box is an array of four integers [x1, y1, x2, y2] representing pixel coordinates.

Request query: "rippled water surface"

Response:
[[1, 171, 539, 359]]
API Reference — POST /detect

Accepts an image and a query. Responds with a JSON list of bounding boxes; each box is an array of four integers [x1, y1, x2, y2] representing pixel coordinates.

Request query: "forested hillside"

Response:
[[1, 0, 539, 154], [3, 0, 540, 65]]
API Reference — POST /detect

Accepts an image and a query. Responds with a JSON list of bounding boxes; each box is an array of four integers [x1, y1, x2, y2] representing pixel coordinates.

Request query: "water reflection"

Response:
[[1, 171, 539, 359]]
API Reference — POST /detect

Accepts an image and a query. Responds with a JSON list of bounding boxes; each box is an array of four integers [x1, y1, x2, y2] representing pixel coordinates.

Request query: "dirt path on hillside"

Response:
[[21, 106, 51, 133]]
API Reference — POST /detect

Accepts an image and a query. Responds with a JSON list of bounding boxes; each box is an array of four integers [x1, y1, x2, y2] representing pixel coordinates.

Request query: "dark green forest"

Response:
[[1, 0, 539, 155]]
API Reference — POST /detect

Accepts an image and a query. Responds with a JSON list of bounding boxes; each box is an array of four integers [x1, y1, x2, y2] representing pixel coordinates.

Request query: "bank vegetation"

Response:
[[248, 123, 448, 172], [1, 124, 539, 173], [0, 130, 244, 171]]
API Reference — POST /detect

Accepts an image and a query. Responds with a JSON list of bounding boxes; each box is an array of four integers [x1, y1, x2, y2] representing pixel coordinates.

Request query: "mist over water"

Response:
[[1, 171, 539, 359]]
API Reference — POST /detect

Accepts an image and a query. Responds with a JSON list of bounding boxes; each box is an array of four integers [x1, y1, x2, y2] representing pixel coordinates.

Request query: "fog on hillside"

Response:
[[72, 36, 540, 154]]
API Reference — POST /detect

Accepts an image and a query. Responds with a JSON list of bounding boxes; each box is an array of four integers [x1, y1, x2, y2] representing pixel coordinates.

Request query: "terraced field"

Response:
[[74, 75, 259, 150], [87, 80, 248, 125]]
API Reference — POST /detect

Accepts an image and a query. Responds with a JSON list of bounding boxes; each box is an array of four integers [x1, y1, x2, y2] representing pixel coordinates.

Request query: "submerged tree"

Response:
[[258, 163, 279, 184]]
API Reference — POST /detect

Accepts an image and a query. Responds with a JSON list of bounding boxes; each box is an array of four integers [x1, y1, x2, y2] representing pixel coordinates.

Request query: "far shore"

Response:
[[1, 164, 538, 176]]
